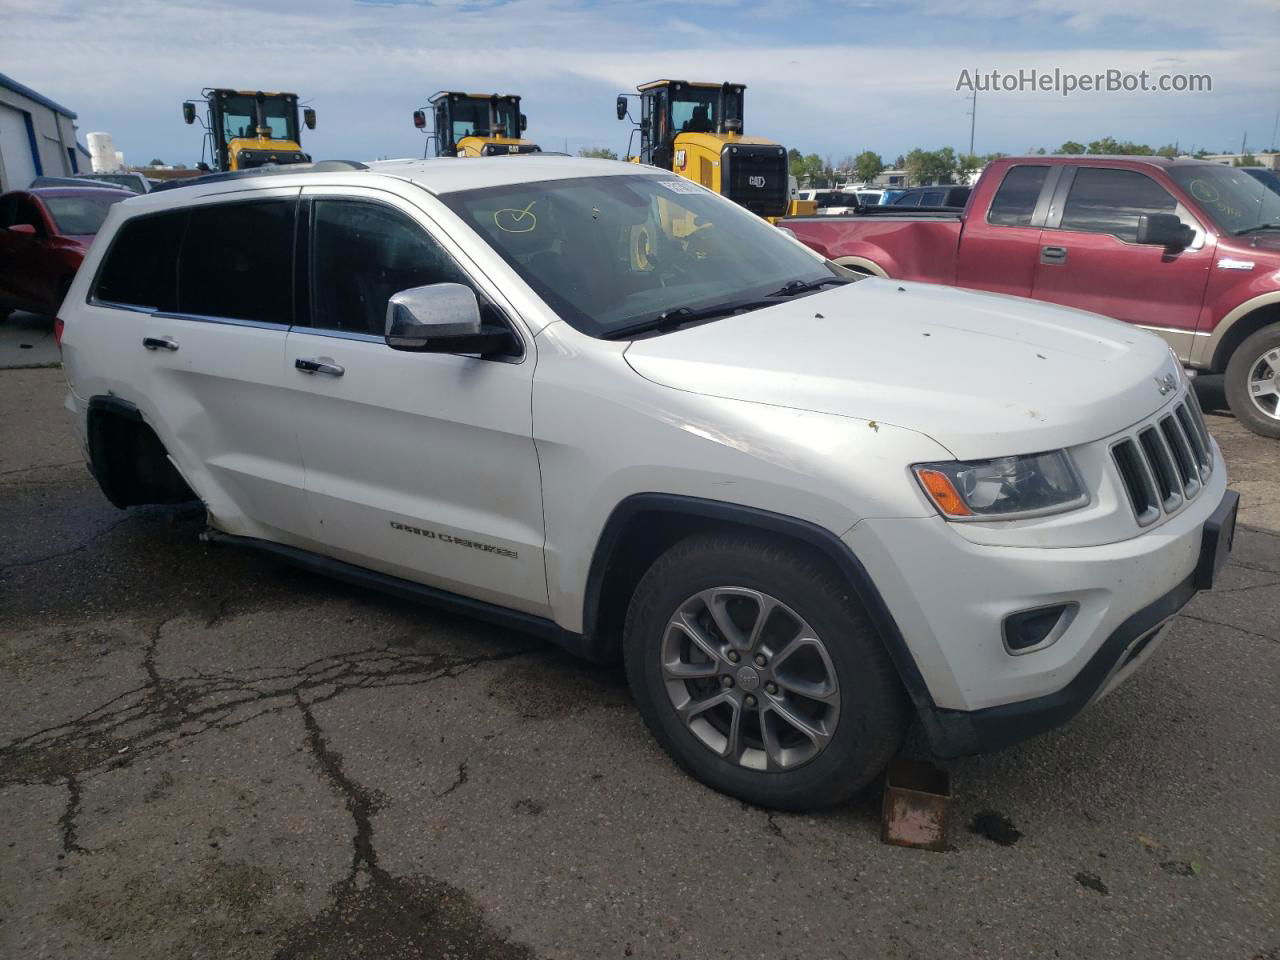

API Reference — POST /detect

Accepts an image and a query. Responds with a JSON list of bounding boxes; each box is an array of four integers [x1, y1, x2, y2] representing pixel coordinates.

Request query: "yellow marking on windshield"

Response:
[[495, 200, 537, 233]]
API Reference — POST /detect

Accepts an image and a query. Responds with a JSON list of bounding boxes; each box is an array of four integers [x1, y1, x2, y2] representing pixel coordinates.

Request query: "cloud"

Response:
[[1, 0, 1276, 165]]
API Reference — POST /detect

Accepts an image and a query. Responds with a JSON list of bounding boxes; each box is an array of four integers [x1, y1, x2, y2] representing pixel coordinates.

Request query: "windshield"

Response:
[[44, 193, 126, 235], [1243, 167, 1280, 196], [1167, 163, 1280, 234], [450, 98, 519, 141], [442, 174, 840, 338], [83, 174, 143, 193], [220, 94, 297, 142], [670, 87, 743, 134]]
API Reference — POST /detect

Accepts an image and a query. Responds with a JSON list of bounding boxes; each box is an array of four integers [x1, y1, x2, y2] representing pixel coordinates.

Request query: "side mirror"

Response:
[[182, 101, 196, 125], [303, 107, 316, 130], [8, 223, 38, 237], [385, 283, 512, 355], [413, 109, 427, 130], [1136, 212, 1194, 248], [616, 96, 628, 121], [520, 113, 527, 132]]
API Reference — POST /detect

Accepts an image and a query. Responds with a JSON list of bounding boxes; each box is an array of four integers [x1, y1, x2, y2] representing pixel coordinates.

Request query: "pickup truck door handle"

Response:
[[295, 357, 345, 377], [1040, 245, 1068, 265], [142, 336, 179, 352]]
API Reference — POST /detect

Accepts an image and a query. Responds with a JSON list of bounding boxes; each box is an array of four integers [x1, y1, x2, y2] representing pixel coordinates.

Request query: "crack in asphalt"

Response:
[[58, 773, 88, 855], [1176, 611, 1277, 643], [0, 514, 134, 573], [0, 617, 543, 788], [434, 759, 470, 799]]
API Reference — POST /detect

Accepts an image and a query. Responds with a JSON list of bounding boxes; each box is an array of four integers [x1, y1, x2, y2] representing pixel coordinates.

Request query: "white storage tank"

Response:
[[86, 131, 119, 172]]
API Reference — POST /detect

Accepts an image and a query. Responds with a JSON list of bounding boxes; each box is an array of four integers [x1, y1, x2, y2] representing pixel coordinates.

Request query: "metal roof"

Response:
[[0, 72, 77, 119]]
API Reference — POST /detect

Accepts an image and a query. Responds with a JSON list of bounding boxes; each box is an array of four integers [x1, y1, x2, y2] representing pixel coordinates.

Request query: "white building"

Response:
[[1199, 152, 1280, 170], [0, 72, 84, 192]]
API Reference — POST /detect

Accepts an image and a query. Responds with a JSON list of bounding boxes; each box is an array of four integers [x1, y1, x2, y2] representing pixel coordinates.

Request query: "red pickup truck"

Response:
[[783, 156, 1280, 437]]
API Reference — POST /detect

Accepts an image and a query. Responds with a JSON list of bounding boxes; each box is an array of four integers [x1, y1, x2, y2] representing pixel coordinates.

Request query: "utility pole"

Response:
[[967, 89, 977, 157], [1271, 109, 1278, 151]]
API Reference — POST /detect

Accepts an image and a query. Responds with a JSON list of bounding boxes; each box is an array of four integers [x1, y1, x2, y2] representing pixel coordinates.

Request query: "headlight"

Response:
[[913, 450, 1088, 521]]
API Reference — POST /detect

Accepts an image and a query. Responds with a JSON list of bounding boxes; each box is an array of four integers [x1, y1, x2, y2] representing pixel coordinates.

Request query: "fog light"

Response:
[[1002, 603, 1077, 654]]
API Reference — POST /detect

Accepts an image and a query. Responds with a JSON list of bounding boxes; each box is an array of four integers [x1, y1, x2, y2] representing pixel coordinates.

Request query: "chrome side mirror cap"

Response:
[[385, 283, 513, 356]]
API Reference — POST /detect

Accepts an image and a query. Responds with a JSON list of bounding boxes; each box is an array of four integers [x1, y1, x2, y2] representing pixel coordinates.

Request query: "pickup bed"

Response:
[[783, 156, 1280, 437]]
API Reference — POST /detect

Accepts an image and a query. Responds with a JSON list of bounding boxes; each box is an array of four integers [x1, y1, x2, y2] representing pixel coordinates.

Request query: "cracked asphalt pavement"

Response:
[[1, 365, 1276, 959]]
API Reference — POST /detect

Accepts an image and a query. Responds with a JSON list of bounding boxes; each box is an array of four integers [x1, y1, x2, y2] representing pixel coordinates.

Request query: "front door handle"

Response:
[[295, 357, 345, 377], [1040, 245, 1068, 265], [142, 336, 179, 352]]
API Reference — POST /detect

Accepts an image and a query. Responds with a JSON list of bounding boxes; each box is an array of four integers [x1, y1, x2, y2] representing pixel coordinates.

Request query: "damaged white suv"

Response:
[[60, 157, 1237, 810]]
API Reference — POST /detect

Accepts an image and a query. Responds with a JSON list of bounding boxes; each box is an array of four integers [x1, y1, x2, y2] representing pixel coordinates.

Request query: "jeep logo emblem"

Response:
[[748, 175, 766, 189], [1154, 372, 1177, 396]]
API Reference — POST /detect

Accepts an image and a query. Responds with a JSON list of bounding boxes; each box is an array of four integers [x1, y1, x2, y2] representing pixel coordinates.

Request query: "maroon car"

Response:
[[0, 186, 131, 319]]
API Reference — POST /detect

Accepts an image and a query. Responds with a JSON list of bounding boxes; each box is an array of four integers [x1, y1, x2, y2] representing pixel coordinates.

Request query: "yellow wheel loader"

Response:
[[413, 92, 541, 157], [616, 80, 813, 220], [182, 89, 315, 172]]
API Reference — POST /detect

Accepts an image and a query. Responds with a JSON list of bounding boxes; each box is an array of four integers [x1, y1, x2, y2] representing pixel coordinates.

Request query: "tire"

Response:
[[623, 533, 907, 811], [1224, 323, 1280, 439]]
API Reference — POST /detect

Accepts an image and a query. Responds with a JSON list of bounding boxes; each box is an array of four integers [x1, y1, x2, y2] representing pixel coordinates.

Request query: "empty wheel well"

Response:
[[1211, 303, 1280, 373], [580, 497, 932, 716], [87, 398, 196, 509]]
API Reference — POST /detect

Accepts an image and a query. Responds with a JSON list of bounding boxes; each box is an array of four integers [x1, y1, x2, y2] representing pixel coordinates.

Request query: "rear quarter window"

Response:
[[93, 211, 186, 311]]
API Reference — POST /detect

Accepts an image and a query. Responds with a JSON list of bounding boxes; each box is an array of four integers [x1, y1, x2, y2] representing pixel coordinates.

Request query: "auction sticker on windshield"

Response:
[[657, 179, 705, 194]]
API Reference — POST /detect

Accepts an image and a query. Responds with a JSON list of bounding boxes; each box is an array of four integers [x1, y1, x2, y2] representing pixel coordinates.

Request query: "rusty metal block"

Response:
[[881, 757, 952, 852]]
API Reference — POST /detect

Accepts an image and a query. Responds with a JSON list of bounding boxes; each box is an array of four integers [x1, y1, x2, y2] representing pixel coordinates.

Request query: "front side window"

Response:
[[45, 193, 127, 235], [93, 211, 186, 310], [178, 200, 294, 323], [442, 174, 840, 338], [987, 166, 1049, 226], [310, 199, 468, 335], [1058, 168, 1177, 242]]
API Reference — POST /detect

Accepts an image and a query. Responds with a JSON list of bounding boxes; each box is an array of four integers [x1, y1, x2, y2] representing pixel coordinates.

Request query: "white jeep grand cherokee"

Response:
[[60, 157, 1237, 810]]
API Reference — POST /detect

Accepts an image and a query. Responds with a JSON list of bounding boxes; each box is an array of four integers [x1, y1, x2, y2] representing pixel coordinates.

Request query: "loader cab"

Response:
[[418, 92, 540, 158], [620, 80, 787, 219], [183, 89, 312, 172]]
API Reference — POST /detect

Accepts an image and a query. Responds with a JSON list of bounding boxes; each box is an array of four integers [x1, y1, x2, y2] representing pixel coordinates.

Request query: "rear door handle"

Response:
[[295, 357, 345, 377], [142, 336, 179, 352], [1040, 245, 1068, 265]]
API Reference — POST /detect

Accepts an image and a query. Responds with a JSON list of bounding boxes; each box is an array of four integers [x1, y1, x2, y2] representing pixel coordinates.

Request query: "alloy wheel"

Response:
[[660, 587, 840, 771], [1247, 346, 1280, 421]]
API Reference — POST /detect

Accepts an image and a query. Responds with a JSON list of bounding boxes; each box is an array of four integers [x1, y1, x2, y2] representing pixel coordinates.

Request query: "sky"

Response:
[[2, 0, 1278, 169]]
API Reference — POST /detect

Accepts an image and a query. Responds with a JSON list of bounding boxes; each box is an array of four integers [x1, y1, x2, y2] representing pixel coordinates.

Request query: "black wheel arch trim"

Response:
[[580, 493, 944, 733]]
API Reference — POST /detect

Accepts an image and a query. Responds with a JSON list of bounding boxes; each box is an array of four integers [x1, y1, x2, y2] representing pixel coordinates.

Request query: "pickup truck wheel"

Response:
[[623, 534, 906, 810], [1225, 324, 1280, 438]]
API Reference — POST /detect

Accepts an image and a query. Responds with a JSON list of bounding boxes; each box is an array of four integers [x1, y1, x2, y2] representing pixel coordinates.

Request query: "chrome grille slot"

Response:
[[1138, 427, 1183, 512], [1178, 396, 1213, 475], [1160, 415, 1201, 499], [1112, 438, 1161, 526]]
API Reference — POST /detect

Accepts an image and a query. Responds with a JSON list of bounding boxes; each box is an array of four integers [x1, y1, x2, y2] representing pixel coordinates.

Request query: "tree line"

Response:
[[788, 137, 1276, 188]]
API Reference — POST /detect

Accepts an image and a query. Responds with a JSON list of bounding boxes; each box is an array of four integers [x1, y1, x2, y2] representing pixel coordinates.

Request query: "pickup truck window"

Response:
[[1058, 168, 1176, 242], [311, 200, 468, 335], [1167, 163, 1280, 235], [93, 210, 186, 311], [179, 200, 294, 325], [987, 165, 1049, 226], [443, 174, 837, 338]]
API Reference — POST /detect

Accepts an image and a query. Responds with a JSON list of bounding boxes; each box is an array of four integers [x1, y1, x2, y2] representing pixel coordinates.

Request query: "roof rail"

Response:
[[150, 160, 369, 192]]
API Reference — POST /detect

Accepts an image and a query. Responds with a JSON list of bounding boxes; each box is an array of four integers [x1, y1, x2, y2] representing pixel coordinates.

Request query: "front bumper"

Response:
[[847, 465, 1236, 758]]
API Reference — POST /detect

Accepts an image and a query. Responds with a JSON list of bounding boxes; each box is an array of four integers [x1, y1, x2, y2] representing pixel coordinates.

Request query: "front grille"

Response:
[[1112, 391, 1213, 526], [721, 144, 789, 218]]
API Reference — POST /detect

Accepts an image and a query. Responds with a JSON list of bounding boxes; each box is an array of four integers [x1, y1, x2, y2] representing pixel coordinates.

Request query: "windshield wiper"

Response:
[[601, 297, 781, 341], [769, 276, 853, 297], [1234, 223, 1280, 236]]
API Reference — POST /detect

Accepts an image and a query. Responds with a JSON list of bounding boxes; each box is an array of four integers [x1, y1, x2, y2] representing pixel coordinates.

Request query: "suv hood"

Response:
[[623, 279, 1177, 460]]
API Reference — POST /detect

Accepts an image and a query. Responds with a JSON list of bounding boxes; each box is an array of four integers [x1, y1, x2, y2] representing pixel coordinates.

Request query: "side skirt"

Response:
[[202, 530, 601, 662]]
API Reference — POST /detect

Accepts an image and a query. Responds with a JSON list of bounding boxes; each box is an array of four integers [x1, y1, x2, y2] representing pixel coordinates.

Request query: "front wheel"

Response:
[[1224, 323, 1280, 438], [623, 533, 907, 810]]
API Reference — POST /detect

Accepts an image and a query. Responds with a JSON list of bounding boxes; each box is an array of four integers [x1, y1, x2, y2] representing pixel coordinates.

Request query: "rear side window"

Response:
[[1058, 168, 1176, 241], [179, 200, 294, 324], [94, 211, 186, 311], [988, 166, 1049, 226]]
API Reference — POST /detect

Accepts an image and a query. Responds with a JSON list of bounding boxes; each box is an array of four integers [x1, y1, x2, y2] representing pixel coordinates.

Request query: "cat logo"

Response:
[[748, 175, 767, 188]]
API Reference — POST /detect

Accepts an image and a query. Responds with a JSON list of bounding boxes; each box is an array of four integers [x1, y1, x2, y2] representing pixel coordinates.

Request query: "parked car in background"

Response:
[[1241, 166, 1280, 195], [59, 157, 1235, 810], [783, 156, 1280, 437], [855, 189, 884, 206], [0, 186, 131, 319], [31, 172, 151, 194], [887, 184, 972, 208]]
